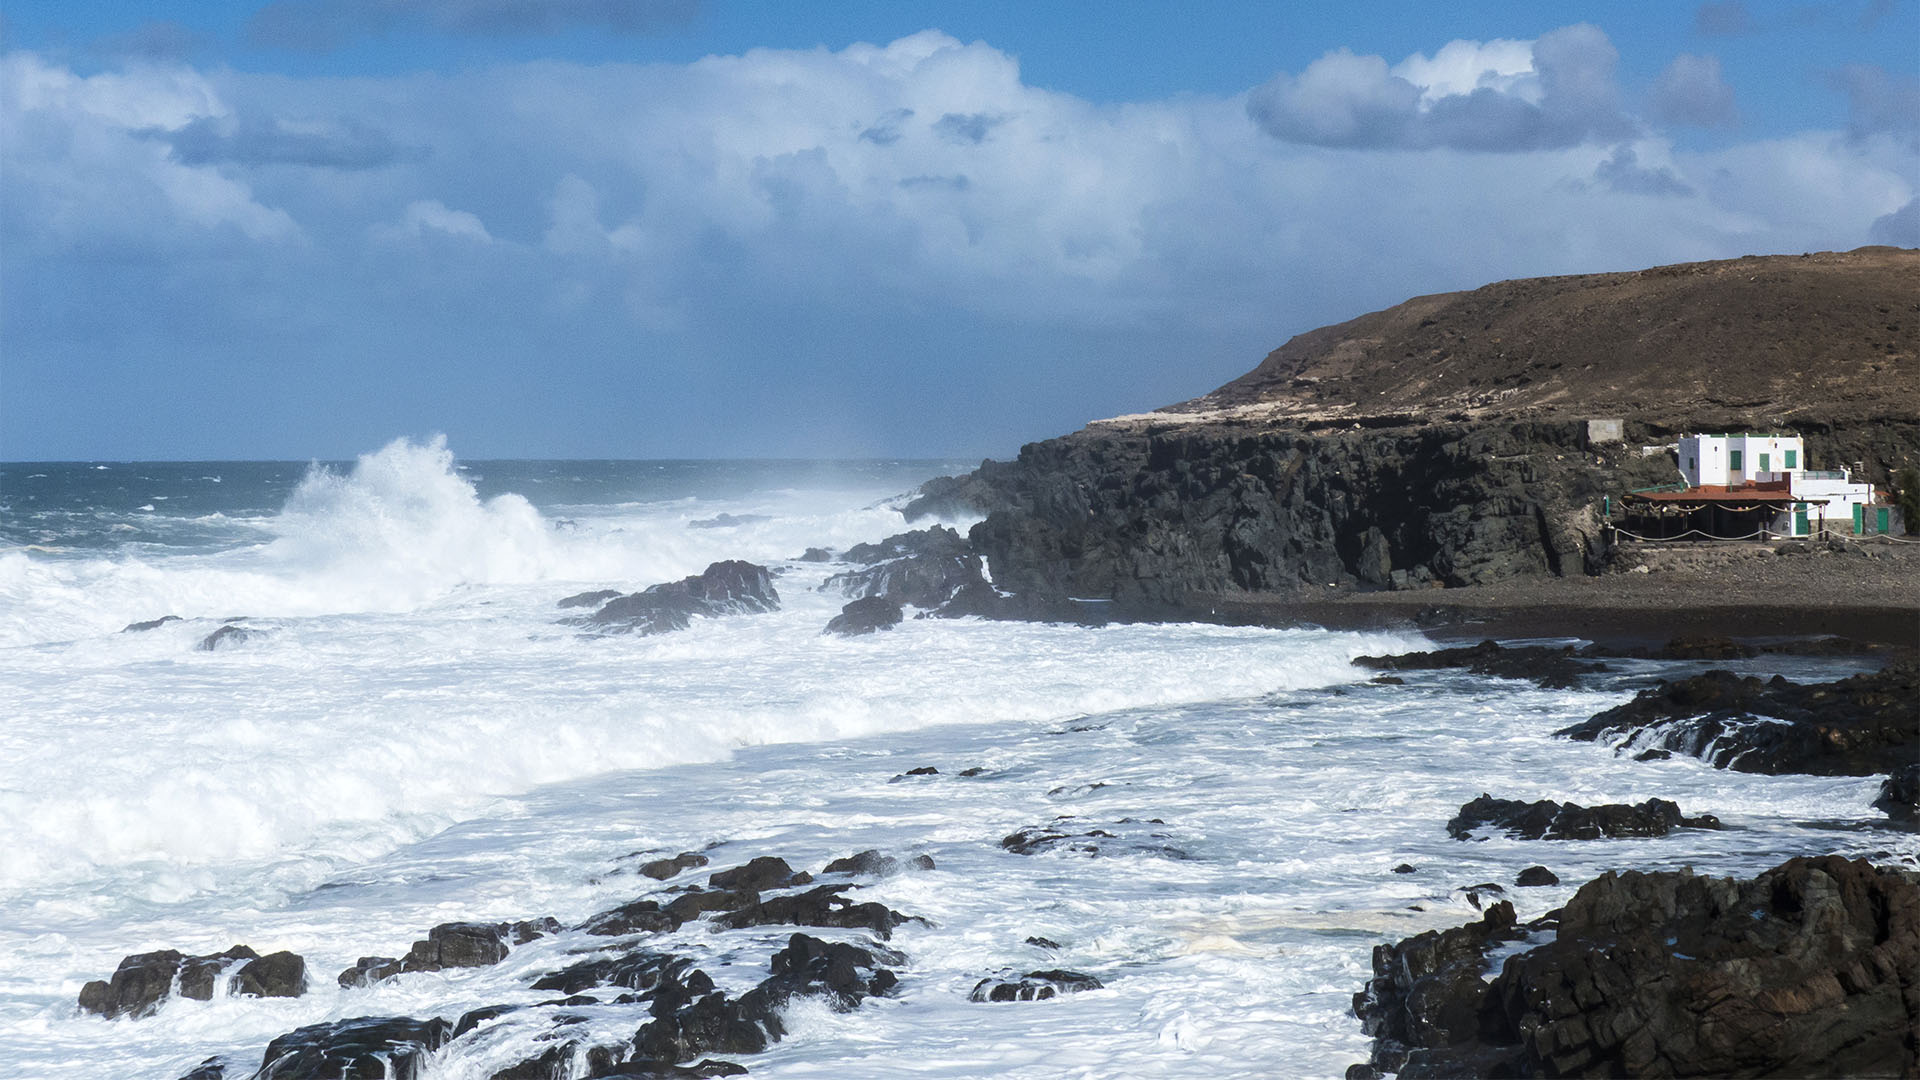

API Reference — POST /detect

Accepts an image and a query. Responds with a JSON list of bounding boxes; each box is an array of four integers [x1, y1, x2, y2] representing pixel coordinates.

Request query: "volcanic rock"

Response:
[[969, 969, 1104, 1002], [1353, 640, 1607, 690], [1353, 855, 1920, 1077], [824, 526, 985, 608], [712, 884, 917, 939], [825, 595, 904, 635], [1556, 660, 1919, 776], [582, 562, 780, 635], [79, 946, 308, 1019], [1447, 793, 1721, 841], [1877, 763, 1920, 823], [1514, 865, 1560, 887], [1000, 817, 1189, 859], [197, 625, 257, 651], [253, 1016, 452, 1080], [639, 852, 710, 881], [709, 856, 808, 892], [558, 589, 622, 609], [123, 615, 182, 632]]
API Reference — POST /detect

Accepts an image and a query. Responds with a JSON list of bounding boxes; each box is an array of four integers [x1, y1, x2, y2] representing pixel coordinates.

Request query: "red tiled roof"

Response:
[[1632, 482, 1805, 503]]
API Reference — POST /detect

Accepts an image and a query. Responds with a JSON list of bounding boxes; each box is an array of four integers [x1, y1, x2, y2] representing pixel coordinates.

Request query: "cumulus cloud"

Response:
[[1593, 145, 1694, 197], [247, 0, 696, 51], [1650, 54, 1738, 128], [1870, 197, 1918, 246], [1247, 24, 1634, 151], [376, 198, 491, 241], [153, 114, 422, 169], [1829, 64, 1920, 149]]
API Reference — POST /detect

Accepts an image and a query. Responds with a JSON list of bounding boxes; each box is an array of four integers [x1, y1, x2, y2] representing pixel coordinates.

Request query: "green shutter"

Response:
[[1729, 449, 1743, 470], [1854, 504, 1865, 533], [1784, 449, 1796, 469], [1879, 508, 1891, 534], [1759, 453, 1769, 472]]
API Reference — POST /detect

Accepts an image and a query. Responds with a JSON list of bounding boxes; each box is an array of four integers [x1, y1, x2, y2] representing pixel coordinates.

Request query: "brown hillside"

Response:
[[1165, 247, 1919, 427]]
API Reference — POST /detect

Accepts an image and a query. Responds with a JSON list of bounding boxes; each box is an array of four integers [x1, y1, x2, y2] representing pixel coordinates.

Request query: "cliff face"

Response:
[[912, 248, 1920, 611]]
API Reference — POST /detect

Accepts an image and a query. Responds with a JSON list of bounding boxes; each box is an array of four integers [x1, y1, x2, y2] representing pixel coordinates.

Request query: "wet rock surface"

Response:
[[638, 852, 711, 881], [1447, 794, 1722, 841], [253, 1016, 453, 1080], [576, 562, 780, 635], [79, 946, 308, 1019], [824, 526, 986, 608], [1000, 817, 1189, 859], [1354, 640, 1608, 689], [1556, 660, 1920, 776], [1877, 763, 1920, 823], [824, 595, 903, 636], [1353, 855, 1920, 1078], [821, 850, 934, 877], [123, 615, 182, 632], [968, 969, 1104, 1003], [196, 624, 259, 651], [557, 588, 622, 609]]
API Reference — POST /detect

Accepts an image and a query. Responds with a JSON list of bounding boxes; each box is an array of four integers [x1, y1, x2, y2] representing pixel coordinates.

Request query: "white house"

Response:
[[1664, 432, 1884, 533], [1677, 433, 1804, 487]]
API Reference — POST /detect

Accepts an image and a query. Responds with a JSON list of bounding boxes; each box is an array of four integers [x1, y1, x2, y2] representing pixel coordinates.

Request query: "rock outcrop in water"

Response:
[[1446, 794, 1722, 841], [1555, 660, 1919, 776], [575, 561, 780, 635], [79, 946, 306, 1019], [1352, 855, 1920, 1078], [823, 526, 985, 608], [1354, 640, 1609, 689], [825, 595, 903, 636]]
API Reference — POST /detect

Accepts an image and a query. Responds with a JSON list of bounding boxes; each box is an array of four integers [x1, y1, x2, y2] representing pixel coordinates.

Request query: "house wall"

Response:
[[1678, 434, 1805, 487], [1792, 474, 1876, 522]]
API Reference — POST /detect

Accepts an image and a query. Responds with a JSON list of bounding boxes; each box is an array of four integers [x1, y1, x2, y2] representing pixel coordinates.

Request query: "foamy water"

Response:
[[1, 440, 1910, 1079]]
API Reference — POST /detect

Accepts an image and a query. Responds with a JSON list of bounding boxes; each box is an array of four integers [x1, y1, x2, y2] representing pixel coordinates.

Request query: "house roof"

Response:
[[1628, 481, 1824, 505]]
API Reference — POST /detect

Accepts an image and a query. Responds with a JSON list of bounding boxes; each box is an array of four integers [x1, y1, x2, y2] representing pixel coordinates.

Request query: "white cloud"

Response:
[[1650, 54, 1738, 128], [378, 198, 491, 241]]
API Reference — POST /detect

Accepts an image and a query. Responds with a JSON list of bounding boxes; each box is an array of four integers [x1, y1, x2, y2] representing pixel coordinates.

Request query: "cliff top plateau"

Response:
[[1122, 246, 1917, 432]]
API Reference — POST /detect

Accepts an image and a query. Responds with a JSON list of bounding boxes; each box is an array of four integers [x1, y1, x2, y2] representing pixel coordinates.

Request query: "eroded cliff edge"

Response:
[[907, 248, 1920, 617]]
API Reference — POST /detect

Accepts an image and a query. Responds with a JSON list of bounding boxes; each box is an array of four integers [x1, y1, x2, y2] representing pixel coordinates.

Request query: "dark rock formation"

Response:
[[1353, 640, 1608, 690], [639, 852, 710, 881], [337, 955, 403, 988], [1514, 865, 1560, 887], [889, 765, 938, 781], [1557, 660, 1919, 776], [253, 1016, 452, 1080], [197, 624, 257, 651], [1001, 817, 1189, 859], [797, 546, 834, 562], [824, 526, 985, 608], [578, 899, 679, 937], [558, 589, 622, 609], [969, 969, 1104, 1002], [1447, 794, 1721, 841], [123, 615, 181, 632], [1353, 855, 1920, 1078], [755, 932, 901, 1011], [822, 850, 935, 876], [79, 946, 307, 1019], [580, 562, 780, 635], [825, 595, 904, 635], [712, 885, 917, 938], [1878, 763, 1920, 823], [401, 918, 557, 972], [174, 1057, 226, 1080], [532, 950, 699, 996], [709, 856, 808, 892], [688, 514, 769, 529]]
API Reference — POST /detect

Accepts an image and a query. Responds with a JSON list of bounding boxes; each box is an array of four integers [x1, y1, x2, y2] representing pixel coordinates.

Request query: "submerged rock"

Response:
[[582, 562, 780, 635], [825, 595, 904, 636], [821, 850, 935, 876], [122, 615, 181, 632], [557, 589, 622, 609], [638, 852, 710, 881], [969, 969, 1104, 1002], [196, 624, 258, 651], [1353, 855, 1920, 1078], [1556, 661, 1920, 777], [79, 946, 307, 1019], [253, 1016, 452, 1080], [712, 885, 917, 938], [1000, 817, 1188, 859], [1352, 640, 1607, 690], [1876, 763, 1920, 823], [824, 526, 985, 608], [1446, 793, 1721, 841]]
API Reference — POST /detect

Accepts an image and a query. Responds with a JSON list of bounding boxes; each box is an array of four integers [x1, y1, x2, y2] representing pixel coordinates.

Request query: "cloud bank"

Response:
[[2, 26, 1914, 457]]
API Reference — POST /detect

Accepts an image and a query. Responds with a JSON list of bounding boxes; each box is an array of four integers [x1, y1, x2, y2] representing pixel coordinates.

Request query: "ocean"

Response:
[[0, 437, 1904, 1079]]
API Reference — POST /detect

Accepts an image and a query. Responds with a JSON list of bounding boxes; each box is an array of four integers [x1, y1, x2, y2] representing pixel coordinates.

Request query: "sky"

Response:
[[2, 1, 1916, 460]]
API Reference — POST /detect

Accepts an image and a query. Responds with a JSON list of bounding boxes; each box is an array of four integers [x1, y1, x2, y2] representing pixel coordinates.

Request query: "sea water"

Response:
[[0, 438, 1909, 1079]]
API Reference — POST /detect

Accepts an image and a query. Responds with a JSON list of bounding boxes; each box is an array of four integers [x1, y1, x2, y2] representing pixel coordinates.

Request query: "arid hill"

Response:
[[1162, 246, 1918, 428]]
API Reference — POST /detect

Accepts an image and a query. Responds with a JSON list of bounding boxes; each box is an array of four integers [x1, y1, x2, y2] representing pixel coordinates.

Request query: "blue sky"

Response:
[[2, 1, 1915, 460]]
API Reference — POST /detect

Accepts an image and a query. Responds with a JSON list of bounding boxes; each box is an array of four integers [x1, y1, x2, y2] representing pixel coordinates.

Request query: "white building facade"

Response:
[[1674, 432, 1884, 530]]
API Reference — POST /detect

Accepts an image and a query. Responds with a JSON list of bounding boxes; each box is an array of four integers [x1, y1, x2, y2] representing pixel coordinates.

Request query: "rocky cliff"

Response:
[[910, 248, 1919, 612]]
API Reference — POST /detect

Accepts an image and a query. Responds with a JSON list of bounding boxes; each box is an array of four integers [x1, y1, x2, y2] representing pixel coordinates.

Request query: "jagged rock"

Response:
[[888, 766, 938, 781], [337, 955, 403, 988], [712, 885, 918, 938], [756, 933, 901, 1011], [1351, 901, 1528, 1075], [1353, 640, 1607, 690], [796, 546, 834, 562], [1556, 661, 1920, 776], [582, 562, 780, 635], [969, 969, 1104, 1002], [593, 1060, 746, 1079], [1515, 866, 1560, 887], [1453, 882, 1507, 910], [1446, 793, 1721, 841], [174, 1057, 226, 1080], [709, 856, 807, 892], [825, 595, 904, 635], [532, 951, 698, 995], [1026, 937, 1061, 950], [1877, 763, 1920, 822], [253, 1016, 453, 1080], [662, 887, 758, 924], [578, 899, 678, 936], [1353, 855, 1920, 1078], [197, 624, 257, 651], [558, 589, 623, 609], [639, 852, 711, 881], [79, 946, 308, 1019], [487, 1040, 571, 1080], [824, 527, 985, 608], [399, 918, 557, 972], [123, 615, 181, 632], [454, 1003, 522, 1038], [1000, 817, 1188, 859], [822, 850, 934, 876]]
